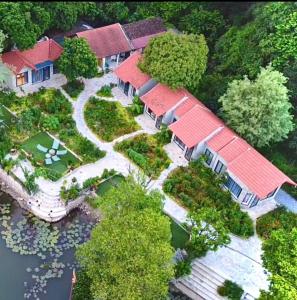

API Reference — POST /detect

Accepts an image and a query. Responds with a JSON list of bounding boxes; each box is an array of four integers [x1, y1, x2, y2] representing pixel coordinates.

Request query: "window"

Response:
[[131, 87, 136, 97], [53, 64, 59, 74], [146, 107, 156, 120], [242, 193, 253, 205], [225, 175, 242, 198], [204, 149, 213, 165], [16, 72, 28, 86], [214, 160, 225, 174], [32, 69, 43, 83], [173, 135, 186, 150]]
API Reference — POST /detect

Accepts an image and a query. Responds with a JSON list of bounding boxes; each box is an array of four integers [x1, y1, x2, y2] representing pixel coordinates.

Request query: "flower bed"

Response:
[[114, 133, 171, 178], [84, 97, 140, 142]]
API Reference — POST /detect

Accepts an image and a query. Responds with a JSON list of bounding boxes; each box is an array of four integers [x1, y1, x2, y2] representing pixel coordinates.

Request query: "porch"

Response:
[[135, 112, 159, 135], [164, 142, 189, 167], [104, 51, 130, 70]]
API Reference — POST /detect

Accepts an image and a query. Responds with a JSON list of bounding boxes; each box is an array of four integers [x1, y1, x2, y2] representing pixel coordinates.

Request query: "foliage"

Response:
[[256, 207, 297, 240], [219, 65, 294, 148], [154, 124, 172, 146], [217, 280, 244, 300], [60, 182, 81, 202], [163, 158, 254, 238], [174, 258, 192, 278], [128, 95, 144, 116], [58, 38, 98, 81], [23, 168, 39, 195], [84, 97, 139, 142], [0, 29, 6, 53], [100, 168, 117, 179], [72, 270, 93, 300], [62, 79, 84, 99], [139, 32, 208, 89], [187, 208, 230, 258], [76, 179, 174, 300], [34, 166, 61, 182], [41, 115, 60, 131], [115, 134, 171, 178], [96, 85, 112, 97], [82, 176, 101, 190]]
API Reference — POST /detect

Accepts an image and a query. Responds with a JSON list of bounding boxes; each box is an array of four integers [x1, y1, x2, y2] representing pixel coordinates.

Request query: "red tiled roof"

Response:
[[169, 105, 223, 148], [1, 39, 63, 74], [114, 52, 151, 89], [228, 147, 296, 199], [175, 92, 207, 118], [140, 83, 187, 117], [207, 127, 237, 152], [131, 32, 166, 50], [77, 23, 132, 58]]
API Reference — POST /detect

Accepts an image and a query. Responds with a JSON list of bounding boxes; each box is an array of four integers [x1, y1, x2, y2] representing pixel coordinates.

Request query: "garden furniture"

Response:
[[45, 158, 53, 165], [52, 155, 60, 162], [37, 144, 48, 153], [52, 139, 60, 150]]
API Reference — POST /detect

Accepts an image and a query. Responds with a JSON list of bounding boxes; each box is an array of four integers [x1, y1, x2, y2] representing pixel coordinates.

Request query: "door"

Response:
[[43, 66, 50, 81], [185, 147, 194, 161], [155, 115, 163, 129], [124, 82, 130, 96], [32, 69, 43, 83]]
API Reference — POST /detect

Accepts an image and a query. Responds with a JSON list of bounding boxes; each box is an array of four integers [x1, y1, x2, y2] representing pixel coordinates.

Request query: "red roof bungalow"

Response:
[[0, 38, 63, 90], [76, 23, 133, 71], [114, 51, 157, 99]]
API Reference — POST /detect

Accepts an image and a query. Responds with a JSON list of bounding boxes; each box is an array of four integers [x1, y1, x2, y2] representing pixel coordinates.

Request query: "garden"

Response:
[[84, 97, 140, 142], [0, 104, 15, 127], [62, 79, 84, 99], [114, 133, 171, 178], [163, 158, 254, 238]]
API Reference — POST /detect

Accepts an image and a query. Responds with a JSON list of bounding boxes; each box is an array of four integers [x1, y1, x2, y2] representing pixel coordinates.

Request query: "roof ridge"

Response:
[[119, 23, 134, 50], [16, 51, 35, 70]]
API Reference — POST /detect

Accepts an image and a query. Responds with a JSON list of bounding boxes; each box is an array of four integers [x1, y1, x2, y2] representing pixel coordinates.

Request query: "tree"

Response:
[[76, 179, 174, 300], [0, 29, 11, 86], [139, 32, 208, 90], [57, 38, 98, 81], [186, 208, 230, 258], [219, 65, 294, 148]]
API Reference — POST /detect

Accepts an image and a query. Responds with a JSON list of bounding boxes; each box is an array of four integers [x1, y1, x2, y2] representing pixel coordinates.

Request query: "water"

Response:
[[0, 191, 95, 300]]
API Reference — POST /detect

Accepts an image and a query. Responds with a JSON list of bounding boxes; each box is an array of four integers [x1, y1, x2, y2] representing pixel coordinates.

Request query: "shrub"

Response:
[[174, 258, 192, 278], [60, 183, 81, 202], [41, 115, 60, 131], [127, 149, 148, 169], [62, 79, 84, 99], [82, 176, 101, 190], [35, 167, 61, 182], [96, 85, 112, 97], [129, 95, 144, 116], [154, 124, 172, 145], [101, 168, 117, 179], [217, 280, 244, 300]]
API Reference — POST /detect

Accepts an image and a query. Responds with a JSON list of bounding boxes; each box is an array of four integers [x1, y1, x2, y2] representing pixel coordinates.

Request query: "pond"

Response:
[[0, 191, 96, 300]]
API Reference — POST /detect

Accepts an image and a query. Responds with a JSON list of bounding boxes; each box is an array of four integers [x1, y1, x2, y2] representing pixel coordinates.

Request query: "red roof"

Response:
[[228, 147, 296, 198], [207, 127, 237, 152], [77, 23, 132, 58], [1, 39, 63, 74], [131, 32, 166, 50], [114, 52, 151, 89], [169, 105, 224, 148], [175, 92, 207, 118], [141, 83, 187, 117]]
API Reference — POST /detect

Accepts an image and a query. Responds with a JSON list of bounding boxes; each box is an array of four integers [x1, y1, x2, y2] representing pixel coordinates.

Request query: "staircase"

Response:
[[174, 261, 227, 300]]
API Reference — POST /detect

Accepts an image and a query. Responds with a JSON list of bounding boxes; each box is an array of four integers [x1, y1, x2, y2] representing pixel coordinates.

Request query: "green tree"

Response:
[[76, 179, 174, 300], [187, 208, 230, 258], [0, 30, 11, 86], [57, 38, 98, 81], [139, 32, 208, 89], [219, 65, 294, 148], [96, 2, 129, 24]]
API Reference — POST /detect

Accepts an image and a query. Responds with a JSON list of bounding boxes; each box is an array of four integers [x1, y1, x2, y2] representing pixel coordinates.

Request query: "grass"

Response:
[[0, 104, 15, 127], [62, 79, 84, 99], [96, 174, 125, 196], [170, 218, 190, 250], [114, 133, 171, 179], [84, 97, 140, 142], [21, 132, 79, 176]]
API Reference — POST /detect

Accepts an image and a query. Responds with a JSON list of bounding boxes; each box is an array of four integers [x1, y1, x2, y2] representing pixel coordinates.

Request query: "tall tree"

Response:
[[139, 32, 208, 90], [219, 65, 294, 148], [57, 37, 98, 81], [76, 179, 174, 300], [0, 30, 11, 86]]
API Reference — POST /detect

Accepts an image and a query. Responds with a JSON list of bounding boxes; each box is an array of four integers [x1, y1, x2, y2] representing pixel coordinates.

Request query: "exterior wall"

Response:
[[162, 96, 188, 125]]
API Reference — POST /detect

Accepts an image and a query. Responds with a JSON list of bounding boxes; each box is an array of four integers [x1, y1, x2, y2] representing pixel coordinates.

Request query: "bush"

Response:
[[82, 176, 101, 190], [101, 168, 117, 179], [96, 85, 112, 97], [129, 95, 144, 116], [174, 258, 192, 278], [35, 167, 62, 182], [60, 183, 81, 202], [217, 280, 244, 300], [154, 124, 172, 146], [127, 149, 148, 169], [41, 115, 60, 131], [62, 79, 84, 99]]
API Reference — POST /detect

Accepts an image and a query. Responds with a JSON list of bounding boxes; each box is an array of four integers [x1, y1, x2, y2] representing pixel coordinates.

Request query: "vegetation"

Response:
[[139, 32, 208, 89], [115, 133, 171, 178], [76, 179, 175, 300], [127, 95, 144, 116], [60, 182, 81, 203], [154, 124, 172, 146], [62, 79, 84, 99], [219, 65, 294, 148], [217, 280, 244, 300], [96, 85, 112, 97], [163, 158, 254, 238], [58, 38, 98, 81], [22, 168, 39, 195], [84, 97, 140, 142], [174, 258, 192, 278]]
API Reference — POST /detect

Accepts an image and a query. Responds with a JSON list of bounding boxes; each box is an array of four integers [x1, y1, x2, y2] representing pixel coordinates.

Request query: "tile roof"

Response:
[[122, 17, 166, 40], [1, 39, 63, 74], [207, 127, 237, 152], [140, 83, 187, 117], [131, 32, 166, 50], [228, 147, 296, 199], [76, 23, 132, 58], [114, 51, 151, 89], [169, 105, 224, 148]]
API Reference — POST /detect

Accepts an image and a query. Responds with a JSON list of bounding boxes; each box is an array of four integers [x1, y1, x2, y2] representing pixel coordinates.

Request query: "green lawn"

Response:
[[96, 174, 125, 196], [0, 104, 15, 127], [84, 97, 140, 142], [22, 132, 79, 176], [170, 218, 190, 250]]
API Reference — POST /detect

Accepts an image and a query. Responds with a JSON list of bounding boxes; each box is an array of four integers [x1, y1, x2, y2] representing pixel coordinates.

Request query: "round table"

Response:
[[49, 149, 56, 156]]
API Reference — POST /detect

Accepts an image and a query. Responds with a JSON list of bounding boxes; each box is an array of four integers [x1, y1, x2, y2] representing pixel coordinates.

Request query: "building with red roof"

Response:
[[76, 23, 133, 71], [0, 38, 63, 90], [114, 51, 157, 99]]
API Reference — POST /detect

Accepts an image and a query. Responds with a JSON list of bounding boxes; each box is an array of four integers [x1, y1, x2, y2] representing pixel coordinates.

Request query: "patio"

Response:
[[164, 142, 189, 167], [135, 113, 159, 135]]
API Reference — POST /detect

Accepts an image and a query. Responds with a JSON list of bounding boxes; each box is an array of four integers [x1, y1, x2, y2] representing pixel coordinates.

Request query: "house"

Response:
[[114, 51, 157, 99], [0, 38, 63, 91], [122, 17, 167, 52], [76, 23, 133, 70]]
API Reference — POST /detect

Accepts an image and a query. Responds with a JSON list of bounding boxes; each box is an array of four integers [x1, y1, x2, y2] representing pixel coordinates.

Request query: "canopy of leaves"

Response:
[[76, 179, 174, 300], [219, 65, 294, 148], [57, 37, 98, 81], [139, 32, 208, 90]]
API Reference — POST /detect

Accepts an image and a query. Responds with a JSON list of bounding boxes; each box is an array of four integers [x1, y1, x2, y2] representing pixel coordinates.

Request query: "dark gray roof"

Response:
[[122, 17, 166, 40]]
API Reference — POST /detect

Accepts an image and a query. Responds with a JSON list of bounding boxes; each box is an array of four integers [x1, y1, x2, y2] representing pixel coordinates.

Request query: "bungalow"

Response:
[[0, 38, 63, 91], [122, 17, 167, 53], [76, 23, 133, 70], [114, 51, 157, 99]]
